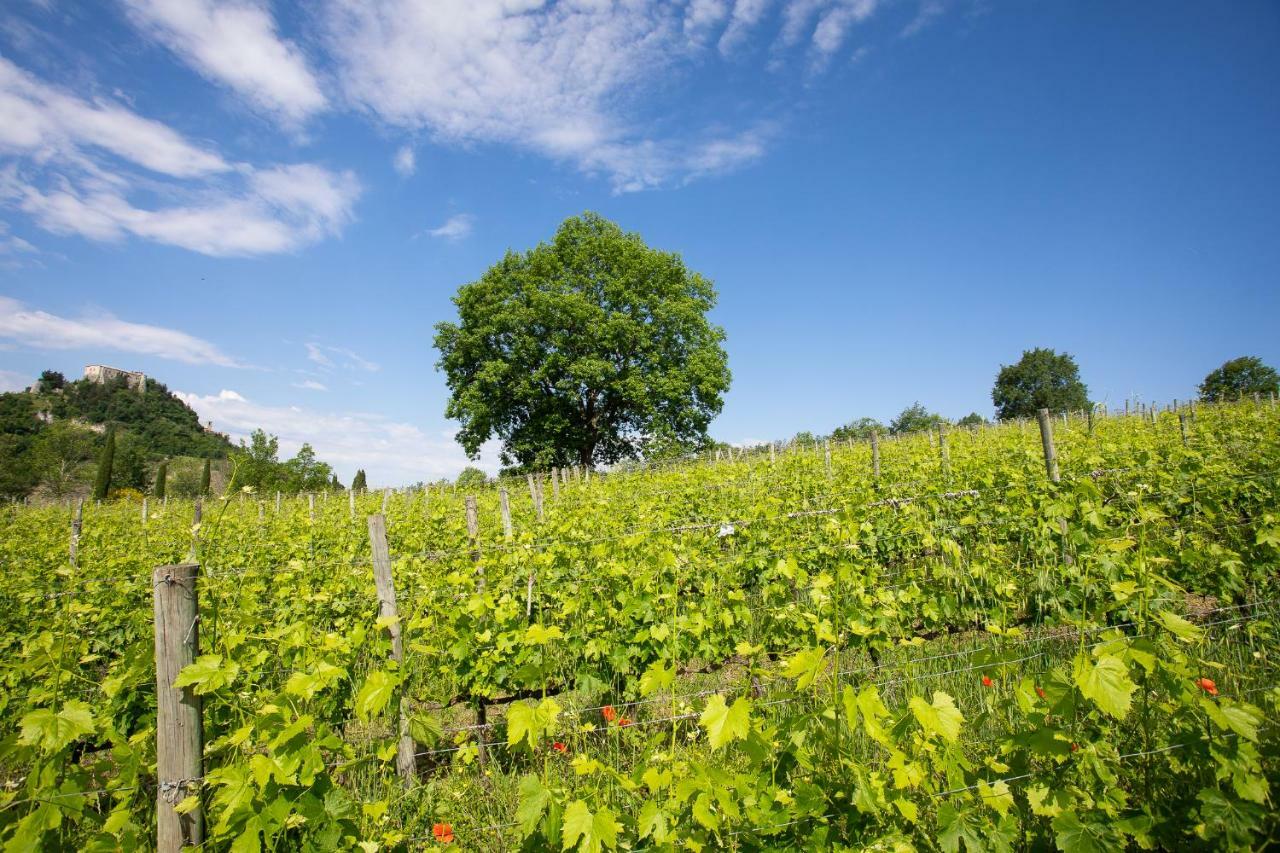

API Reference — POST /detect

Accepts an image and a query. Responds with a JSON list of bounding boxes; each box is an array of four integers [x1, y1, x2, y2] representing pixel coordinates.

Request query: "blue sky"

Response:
[[1, 1, 1278, 485]]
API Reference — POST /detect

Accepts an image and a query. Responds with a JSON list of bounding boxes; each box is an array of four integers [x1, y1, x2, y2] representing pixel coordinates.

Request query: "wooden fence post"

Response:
[[189, 499, 202, 563], [153, 563, 204, 851], [367, 515, 416, 787], [527, 474, 543, 521], [308, 493, 315, 522], [1036, 408, 1059, 483], [275, 491, 281, 514], [499, 489, 513, 540], [348, 489, 355, 520], [938, 423, 950, 478], [1179, 413, 1189, 446], [871, 431, 881, 481], [142, 497, 148, 526], [769, 442, 776, 464], [824, 441, 832, 479], [70, 499, 83, 567]]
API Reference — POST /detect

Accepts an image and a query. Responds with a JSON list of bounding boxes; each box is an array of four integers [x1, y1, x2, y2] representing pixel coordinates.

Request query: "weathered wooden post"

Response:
[[824, 441, 832, 479], [348, 489, 355, 520], [499, 489, 513, 539], [870, 431, 881, 481], [367, 515, 416, 787], [938, 423, 950, 478], [70, 499, 83, 567], [1036, 408, 1059, 483], [152, 563, 204, 851], [551, 467, 560, 499], [1179, 412, 1189, 446]]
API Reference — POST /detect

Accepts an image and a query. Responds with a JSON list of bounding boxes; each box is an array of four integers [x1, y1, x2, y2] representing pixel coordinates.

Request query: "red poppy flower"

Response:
[[1196, 678, 1218, 696], [981, 675, 994, 688], [618, 717, 633, 728], [551, 741, 567, 753], [1035, 686, 1046, 699], [1070, 743, 1079, 753], [602, 705, 618, 723], [433, 823, 454, 844]]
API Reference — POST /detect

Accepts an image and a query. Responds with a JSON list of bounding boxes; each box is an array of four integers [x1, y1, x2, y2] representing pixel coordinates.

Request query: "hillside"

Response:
[[0, 368, 233, 499]]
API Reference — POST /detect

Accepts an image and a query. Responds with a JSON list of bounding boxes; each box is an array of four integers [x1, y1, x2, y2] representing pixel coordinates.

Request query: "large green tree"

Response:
[[434, 212, 731, 469], [32, 422, 96, 499], [1199, 356, 1279, 402], [890, 403, 945, 435], [92, 426, 116, 500], [830, 417, 884, 442], [992, 348, 1089, 420]]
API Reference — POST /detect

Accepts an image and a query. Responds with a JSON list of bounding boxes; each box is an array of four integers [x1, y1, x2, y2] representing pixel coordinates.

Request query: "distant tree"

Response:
[[957, 412, 988, 428], [434, 212, 732, 470], [231, 429, 281, 492], [456, 466, 487, 489], [200, 458, 211, 495], [153, 460, 167, 499], [0, 435, 35, 499], [32, 422, 95, 498], [282, 443, 334, 492], [1199, 356, 1280, 403], [92, 426, 116, 500], [791, 430, 819, 447], [351, 469, 367, 492], [37, 370, 65, 392], [992, 348, 1089, 420], [113, 434, 150, 492], [830, 417, 884, 442], [890, 403, 945, 435], [329, 474, 341, 490]]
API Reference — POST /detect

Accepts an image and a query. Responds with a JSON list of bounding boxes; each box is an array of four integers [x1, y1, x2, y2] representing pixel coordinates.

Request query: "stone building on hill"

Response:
[[83, 364, 146, 393]]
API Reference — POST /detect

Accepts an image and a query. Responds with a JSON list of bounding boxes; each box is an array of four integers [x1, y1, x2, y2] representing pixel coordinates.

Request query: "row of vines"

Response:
[[1, 401, 1279, 850]]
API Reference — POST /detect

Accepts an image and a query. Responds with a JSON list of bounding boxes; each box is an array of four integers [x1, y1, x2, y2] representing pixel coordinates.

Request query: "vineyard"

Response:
[[2, 401, 1279, 851]]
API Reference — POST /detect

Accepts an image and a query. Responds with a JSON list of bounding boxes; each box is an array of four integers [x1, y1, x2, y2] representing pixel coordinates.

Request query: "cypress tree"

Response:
[[352, 469, 367, 493], [154, 460, 167, 499], [200, 458, 211, 495], [93, 426, 116, 501]]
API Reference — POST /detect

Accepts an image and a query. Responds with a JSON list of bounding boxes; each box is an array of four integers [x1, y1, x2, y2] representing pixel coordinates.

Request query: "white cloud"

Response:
[[121, 0, 327, 125], [427, 213, 474, 241], [177, 387, 502, 484], [0, 58, 360, 256], [811, 0, 878, 60], [0, 56, 229, 178], [719, 0, 773, 55], [393, 145, 416, 176], [0, 295, 247, 367], [292, 379, 328, 391], [304, 342, 380, 372], [901, 0, 945, 37], [0, 368, 30, 393], [323, 1, 784, 192], [4, 162, 360, 256]]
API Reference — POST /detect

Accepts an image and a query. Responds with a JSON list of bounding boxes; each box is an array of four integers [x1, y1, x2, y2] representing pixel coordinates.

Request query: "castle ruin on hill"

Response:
[[83, 364, 146, 393]]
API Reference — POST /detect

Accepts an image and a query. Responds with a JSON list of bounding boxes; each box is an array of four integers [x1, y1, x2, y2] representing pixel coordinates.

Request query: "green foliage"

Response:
[[830, 416, 884, 442], [36, 370, 64, 392], [153, 460, 167, 499], [957, 412, 987, 427], [890, 402, 945, 435], [992, 348, 1090, 420], [0, 398, 1278, 850], [229, 431, 335, 495], [1199, 355, 1279, 402], [434, 212, 731, 469], [92, 425, 115, 500], [455, 466, 487, 489], [351, 469, 367, 492], [201, 457, 212, 496], [29, 421, 96, 498]]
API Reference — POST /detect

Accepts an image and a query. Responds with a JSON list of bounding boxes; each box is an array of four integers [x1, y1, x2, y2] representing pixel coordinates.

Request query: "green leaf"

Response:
[[524, 624, 564, 646], [509, 697, 562, 750], [908, 691, 964, 743], [1156, 610, 1203, 642], [978, 780, 1014, 817], [172, 654, 239, 694], [516, 775, 550, 839], [849, 684, 892, 747], [637, 799, 668, 842], [699, 694, 752, 749], [1052, 811, 1116, 853], [353, 670, 398, 721], [1073, 653, 1135, 720], [1200, 699, 1261, 742], [560, 800, 619, 853], [639, 661, 674, 697], [18, 700, 96, 754], [783, 646, 827, 690], [937, 803, 985, 853]]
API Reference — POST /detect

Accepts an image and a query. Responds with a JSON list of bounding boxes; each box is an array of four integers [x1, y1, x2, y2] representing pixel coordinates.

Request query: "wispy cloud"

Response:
[[292, 379, 328, 391], [0, 57, 360, 256], [304, 342, 379, 372], [0, 368, 29, 393], [0, 295, 247, 367], [427, 213, 474, 241], [177, 388, 501, 484], [120, 0, 328, 126], [901, 0, 946, 37], [393, 145, 416, 177]]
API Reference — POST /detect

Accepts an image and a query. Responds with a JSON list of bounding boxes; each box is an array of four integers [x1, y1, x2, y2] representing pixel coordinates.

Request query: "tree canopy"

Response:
[[434, 212, 731, 469], [991, 348, 1089, 420], [890, 403, 945, 435], [1199, 356, 1279, 402], [831, 417, 884, 443]]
